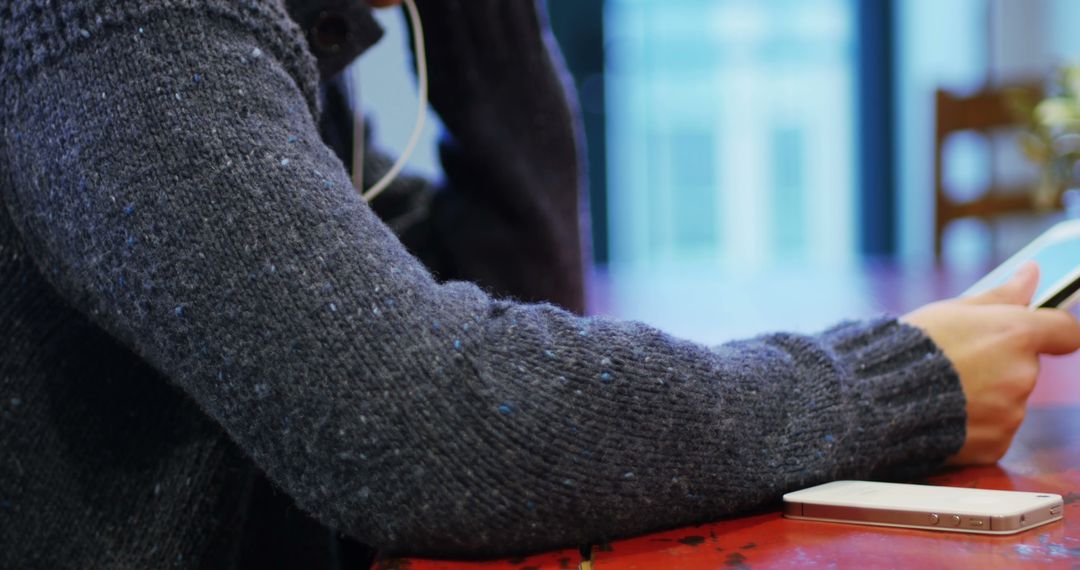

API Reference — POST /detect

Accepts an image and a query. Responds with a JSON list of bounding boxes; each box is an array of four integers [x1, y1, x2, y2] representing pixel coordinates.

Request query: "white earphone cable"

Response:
[[361, 0, 428, 203]]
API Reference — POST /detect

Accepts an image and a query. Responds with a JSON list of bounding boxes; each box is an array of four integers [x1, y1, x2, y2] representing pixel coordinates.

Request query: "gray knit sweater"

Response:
[[0, 0, 966, 567]]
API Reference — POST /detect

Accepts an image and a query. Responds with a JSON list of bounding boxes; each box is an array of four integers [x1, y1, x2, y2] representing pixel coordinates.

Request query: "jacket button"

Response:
[[312, 11, 351, 54]]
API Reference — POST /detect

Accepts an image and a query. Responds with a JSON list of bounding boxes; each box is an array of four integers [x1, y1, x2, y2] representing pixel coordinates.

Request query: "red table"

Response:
[[588, 397, 1080, 569]]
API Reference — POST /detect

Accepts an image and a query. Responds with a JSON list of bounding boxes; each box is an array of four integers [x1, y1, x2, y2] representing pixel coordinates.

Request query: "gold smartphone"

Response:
[[783, 481, 1063, 535]]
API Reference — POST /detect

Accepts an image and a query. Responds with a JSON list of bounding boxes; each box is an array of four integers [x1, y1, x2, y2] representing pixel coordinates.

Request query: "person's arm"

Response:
[[1, 1, 964, 558]]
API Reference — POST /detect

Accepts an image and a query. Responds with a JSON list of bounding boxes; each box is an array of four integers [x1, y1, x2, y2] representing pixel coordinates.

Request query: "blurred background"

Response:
[[352, 0, 1080, 345]]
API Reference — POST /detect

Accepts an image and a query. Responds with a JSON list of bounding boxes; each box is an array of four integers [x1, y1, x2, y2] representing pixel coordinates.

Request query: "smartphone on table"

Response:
[[783, 480, 1062, 535]]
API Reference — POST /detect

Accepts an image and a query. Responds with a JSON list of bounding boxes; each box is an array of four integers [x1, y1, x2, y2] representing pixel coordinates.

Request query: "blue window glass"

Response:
[[606, 0, 856, 267]]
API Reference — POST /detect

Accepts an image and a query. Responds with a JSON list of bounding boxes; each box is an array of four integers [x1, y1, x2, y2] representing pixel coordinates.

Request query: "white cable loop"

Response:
[[361, 0, 428, 203]]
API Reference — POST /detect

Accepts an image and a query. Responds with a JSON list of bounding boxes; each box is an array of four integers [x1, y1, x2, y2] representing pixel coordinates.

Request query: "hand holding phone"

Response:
[[903, 260, 1080, 465]]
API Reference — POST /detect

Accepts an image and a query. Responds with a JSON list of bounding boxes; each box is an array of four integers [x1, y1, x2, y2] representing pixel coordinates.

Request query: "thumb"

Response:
[[967, 261, 1040, 306]]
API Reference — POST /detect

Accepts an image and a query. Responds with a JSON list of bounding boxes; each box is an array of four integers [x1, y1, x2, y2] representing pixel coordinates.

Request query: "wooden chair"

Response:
[[933, 82, 1048, 259]]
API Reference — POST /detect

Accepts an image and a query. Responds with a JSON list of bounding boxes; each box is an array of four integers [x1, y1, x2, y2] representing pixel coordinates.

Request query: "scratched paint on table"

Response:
[[589, 512, 1078, 568], [373, 547, 584, 570]]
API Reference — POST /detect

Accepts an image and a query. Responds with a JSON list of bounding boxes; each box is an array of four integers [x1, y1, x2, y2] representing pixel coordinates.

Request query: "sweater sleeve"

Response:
[[0, 1, 966, 558]]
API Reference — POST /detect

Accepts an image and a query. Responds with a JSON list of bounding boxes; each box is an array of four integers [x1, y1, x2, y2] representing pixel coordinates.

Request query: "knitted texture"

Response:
[[0, 0, 319, 115], [0, 0, 966, 565]]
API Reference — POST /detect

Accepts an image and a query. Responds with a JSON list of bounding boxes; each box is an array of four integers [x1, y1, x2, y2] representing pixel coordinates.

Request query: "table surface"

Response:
[[373, 262, 1080, 569], [372, 396, 1080, 570], [587, 403, 1080, 570]]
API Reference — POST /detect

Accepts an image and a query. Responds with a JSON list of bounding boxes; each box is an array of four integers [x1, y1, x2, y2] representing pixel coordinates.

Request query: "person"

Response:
[[0, 0, 1078, 568]]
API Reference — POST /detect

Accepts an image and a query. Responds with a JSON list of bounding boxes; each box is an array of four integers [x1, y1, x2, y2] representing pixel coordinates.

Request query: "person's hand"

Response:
[[901, 262, 1080, 465]]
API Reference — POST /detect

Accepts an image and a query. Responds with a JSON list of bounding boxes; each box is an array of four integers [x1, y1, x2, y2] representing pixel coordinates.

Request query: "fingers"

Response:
[[967, 262, 1040, 306], [1027, 308, 1080, 355]]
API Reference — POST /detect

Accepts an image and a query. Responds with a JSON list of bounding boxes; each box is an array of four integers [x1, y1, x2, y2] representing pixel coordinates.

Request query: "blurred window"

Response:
[[606, 0, 856, 267]]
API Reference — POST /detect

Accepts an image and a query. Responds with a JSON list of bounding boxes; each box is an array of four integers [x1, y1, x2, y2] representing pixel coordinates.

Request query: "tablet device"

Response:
[[964, 219, 1080, 309]]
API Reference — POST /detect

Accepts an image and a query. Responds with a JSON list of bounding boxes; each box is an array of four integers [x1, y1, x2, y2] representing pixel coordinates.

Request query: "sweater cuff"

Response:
[[819, 317, 967, 476], [0, 0, 320, 117]]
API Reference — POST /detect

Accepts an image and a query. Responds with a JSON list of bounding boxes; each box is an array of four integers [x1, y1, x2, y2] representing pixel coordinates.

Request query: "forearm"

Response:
[[0, 2, 964, 558]]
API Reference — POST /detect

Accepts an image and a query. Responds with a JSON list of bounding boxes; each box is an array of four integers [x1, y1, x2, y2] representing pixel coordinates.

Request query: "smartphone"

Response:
[[783, 481, 1063, 535], [963, 219, 1080, 309]]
